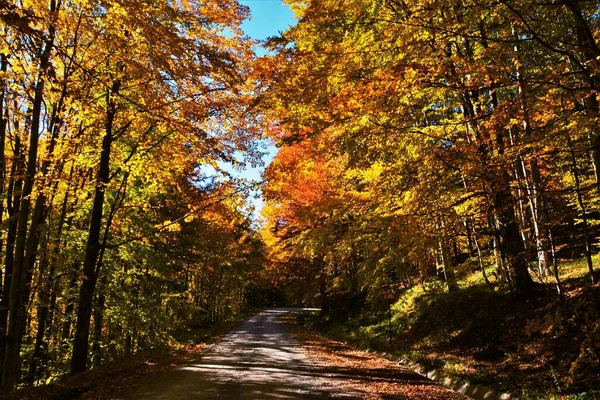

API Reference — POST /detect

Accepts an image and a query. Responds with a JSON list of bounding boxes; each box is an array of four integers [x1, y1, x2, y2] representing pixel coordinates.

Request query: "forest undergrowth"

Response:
[[299, 257, 600, 400]]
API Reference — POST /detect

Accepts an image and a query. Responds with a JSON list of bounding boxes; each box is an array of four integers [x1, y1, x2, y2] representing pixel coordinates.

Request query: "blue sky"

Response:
[[233, 1, 296, 214], [240, 0, 296, 46]]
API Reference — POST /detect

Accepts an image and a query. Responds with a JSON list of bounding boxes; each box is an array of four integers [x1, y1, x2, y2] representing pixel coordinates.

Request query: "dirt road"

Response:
[[117, 309, 464, 399]]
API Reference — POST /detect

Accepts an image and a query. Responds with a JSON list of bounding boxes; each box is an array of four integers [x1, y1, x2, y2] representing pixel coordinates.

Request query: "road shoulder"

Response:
[[282, 314, 468, 400]]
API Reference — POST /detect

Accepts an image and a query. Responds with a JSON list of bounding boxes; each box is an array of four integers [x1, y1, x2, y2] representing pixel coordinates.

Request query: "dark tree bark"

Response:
[[491, 171, 534, 299], [27, 175, 71, 384], [0, 53, 7, 295], [566, 133, 595, 283], [0, 52, 8, 374], [26, 255, 50, 385], [91, 276, 106, 366], [61, 262, 79, 343], [61, 165, 88, 345], [0, 135, 23, 377], [70, 80, 120, 374], [1, 2, 59, 389]]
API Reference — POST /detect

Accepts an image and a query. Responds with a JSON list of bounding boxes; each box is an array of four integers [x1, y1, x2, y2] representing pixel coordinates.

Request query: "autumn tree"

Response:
[[0, 0, 266, 391], [260, 0, 600, 310]]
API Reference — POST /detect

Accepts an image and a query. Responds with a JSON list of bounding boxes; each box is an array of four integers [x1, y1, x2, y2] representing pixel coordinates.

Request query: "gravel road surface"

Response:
[[117, 308, 465, 399], [118, 308, 353, 399]]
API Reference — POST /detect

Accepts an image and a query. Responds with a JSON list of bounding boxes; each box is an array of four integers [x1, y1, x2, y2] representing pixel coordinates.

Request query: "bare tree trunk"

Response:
[[60, 167, 87, 346], [566, 133, 595, 284], [91, 276, 106, 366], [71, 80, 120, 374], [511, 157, 535, 254], [510, 23, 550, 279], [0, 118, 21, 381], [319, 260, 329, 316], [0, 53, 7, 303], [463, 219, 475, 258], [61, 262, 78, 343], [2, 2, 59, 388], [436, 218, 459, 292], [562, 1, 600, 194], [473, 228, 493, 291], [491, 171, 534, 299], [88, 171, 126, 364], [26, 251, 50, 385], [27, 174, 71, 384]]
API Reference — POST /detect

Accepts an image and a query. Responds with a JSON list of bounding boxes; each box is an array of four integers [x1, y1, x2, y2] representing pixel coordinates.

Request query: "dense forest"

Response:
[[1, 0, 600, 397], [260, 0, 600, 300], [257, 0, 600, 396], [0, 0, 269, 392]]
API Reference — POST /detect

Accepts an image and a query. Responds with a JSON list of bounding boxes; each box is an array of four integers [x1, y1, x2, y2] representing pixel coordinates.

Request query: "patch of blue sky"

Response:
[[240, 0, 296, 56], [201, 0, 296, 220]]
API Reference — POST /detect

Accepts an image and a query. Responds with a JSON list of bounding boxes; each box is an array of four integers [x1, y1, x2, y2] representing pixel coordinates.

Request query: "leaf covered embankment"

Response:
[[300, 260, 600, 399], [282, 314, 466, 400]]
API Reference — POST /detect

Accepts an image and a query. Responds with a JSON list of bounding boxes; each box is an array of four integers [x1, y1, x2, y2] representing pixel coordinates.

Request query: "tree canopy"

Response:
[[260, 0, 600, 305], [2, 0, 600, 395]]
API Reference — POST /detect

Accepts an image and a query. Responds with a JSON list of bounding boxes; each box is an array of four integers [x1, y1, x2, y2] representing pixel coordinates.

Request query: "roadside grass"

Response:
[[301, 254, 600, 399]]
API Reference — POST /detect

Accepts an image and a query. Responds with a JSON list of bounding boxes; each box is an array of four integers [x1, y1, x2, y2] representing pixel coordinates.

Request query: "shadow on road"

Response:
[[116, 309, 433, 399]]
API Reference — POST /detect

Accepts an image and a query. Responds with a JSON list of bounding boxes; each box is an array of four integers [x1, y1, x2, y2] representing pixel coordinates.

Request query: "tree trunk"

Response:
[[563, 0, 600, 195], [526, 161, 549, 279], [91, 277, 106, 366], [27, 181, 68, 385], [319, 264, 329, 316], [44, 166, 74, 353], [0, 53, 7, 302], [436, 217, 459, 292], [510, 23, 550, 278], [0, 131, 22, 380], [566, 133, 596, 284], [59, 166, 83, 346], [511, 157, 535, 255], [61, 262, 79, 344], [473, 229, 493, 291], [26, 266, 50, 385], [491, 171, 534, 299], [70, 80, 120, 374], [2, 3, 58, 388], [463, 219, 474, 258]]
